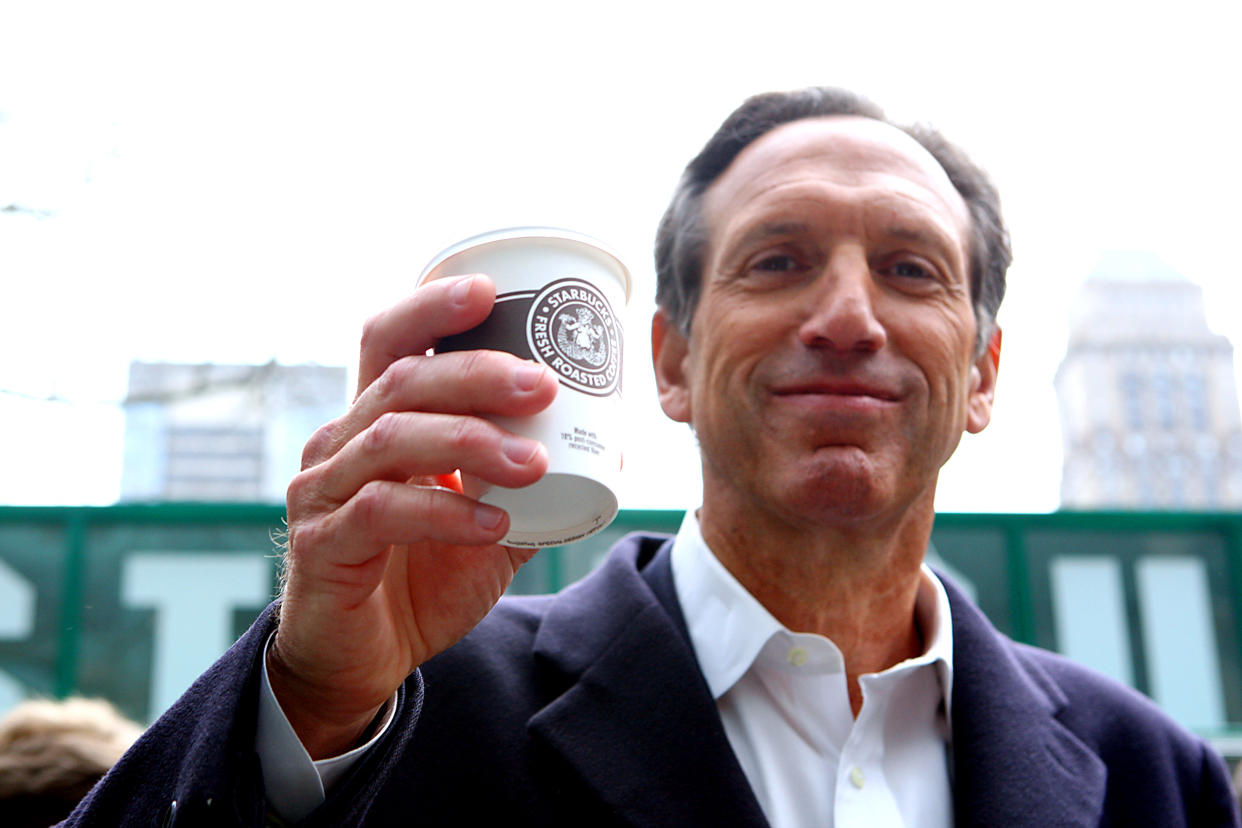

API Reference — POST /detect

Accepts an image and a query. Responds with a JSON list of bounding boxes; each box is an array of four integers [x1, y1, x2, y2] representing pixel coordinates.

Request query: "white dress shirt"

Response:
[[670, 510, 955, 828], [255, 640, 396, 823], [257, 510, 955, 825]]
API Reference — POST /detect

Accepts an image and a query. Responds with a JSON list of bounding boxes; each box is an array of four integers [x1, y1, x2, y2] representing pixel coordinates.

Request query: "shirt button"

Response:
[[849, 766, 866, 789], [787, 646, 808, 667]]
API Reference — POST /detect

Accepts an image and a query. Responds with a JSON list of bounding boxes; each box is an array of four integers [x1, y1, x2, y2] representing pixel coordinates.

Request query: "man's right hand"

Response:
[[267, 273, 558, 759]]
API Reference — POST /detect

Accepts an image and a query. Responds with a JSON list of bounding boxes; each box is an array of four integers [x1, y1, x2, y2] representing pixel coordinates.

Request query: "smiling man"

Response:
[[655, 114, 972, 699], [63, 88, 1239, 827]]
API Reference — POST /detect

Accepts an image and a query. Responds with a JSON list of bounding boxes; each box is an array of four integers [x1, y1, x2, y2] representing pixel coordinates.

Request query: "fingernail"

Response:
[[450, 275, 475, 305], [514, 363, 545, 391], [502, 436, 539, 464], [474, 503, 504, 530]]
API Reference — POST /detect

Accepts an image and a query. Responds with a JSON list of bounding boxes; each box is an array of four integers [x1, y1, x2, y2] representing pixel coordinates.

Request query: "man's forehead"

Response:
[[702, 115, 970, 233]]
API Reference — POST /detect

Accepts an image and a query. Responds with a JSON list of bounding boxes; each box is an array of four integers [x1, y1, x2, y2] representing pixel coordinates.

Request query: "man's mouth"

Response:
[[771, 380, 900, 402]]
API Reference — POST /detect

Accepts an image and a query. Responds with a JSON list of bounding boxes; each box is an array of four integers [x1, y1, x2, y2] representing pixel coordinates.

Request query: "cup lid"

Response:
[[418, 226, 632, 301]]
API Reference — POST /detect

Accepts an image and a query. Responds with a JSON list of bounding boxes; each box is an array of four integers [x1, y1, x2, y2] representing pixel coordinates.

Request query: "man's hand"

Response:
[[268, 274, 558, 759]]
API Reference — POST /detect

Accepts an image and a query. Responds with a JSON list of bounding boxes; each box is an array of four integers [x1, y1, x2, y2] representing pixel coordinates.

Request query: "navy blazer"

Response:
[[64, 533, 1240, 826]]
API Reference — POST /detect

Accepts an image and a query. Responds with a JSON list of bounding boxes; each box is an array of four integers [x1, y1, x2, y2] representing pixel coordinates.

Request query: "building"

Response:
[[1055, 252, 1242, 509], [120, 361, 348, 503]]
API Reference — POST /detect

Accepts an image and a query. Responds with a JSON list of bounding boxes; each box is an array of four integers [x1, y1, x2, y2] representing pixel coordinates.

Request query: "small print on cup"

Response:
[[419, 227, 631, 548]]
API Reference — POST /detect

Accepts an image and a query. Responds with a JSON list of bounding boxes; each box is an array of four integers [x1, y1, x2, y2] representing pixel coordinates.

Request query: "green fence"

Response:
[[1, 505, 1240, 756]]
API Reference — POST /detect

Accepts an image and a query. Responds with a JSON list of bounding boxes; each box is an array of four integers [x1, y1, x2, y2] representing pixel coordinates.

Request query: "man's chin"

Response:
[[780, 459, 895, 526]]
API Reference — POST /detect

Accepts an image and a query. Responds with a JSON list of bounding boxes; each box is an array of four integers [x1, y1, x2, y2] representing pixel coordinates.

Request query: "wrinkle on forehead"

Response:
[[702, 116, 972, 253]]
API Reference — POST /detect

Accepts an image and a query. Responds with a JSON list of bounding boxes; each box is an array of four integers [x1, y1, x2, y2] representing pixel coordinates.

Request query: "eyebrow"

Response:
[[882, 223, 959, 253], [730, 221, 957, 254], [718, 217, 964, 271], [728, 221, 812, 251]]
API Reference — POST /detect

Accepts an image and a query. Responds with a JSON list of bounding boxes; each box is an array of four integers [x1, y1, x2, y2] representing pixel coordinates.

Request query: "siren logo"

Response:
[[527, 278, 622, 396]]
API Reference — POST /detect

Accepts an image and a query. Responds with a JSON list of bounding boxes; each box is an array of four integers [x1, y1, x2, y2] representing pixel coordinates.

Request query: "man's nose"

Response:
[[796, 248, 887, 353]]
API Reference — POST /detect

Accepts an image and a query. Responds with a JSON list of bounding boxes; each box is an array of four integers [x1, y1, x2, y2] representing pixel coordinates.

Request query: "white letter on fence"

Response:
[[122, 553, 270, 720], [0, 559, 35, 711]]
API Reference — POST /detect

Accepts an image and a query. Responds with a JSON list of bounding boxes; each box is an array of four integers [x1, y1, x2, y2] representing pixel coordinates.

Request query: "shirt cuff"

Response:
[[255, 632, 398, 823]]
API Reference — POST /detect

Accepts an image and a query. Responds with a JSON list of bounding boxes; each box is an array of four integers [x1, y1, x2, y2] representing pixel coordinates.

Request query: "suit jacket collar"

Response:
[[942, 573, 1107, 827], [528, 534, 769, 826], [525, 536, 1110, 827]]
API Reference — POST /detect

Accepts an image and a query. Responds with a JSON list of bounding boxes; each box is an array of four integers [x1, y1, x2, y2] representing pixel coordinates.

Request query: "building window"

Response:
[[163, 426, 264, 501], [1121, 372, 1145, 431], [1152, 371, 1174, 430], [1183, 372, 1208, 431]]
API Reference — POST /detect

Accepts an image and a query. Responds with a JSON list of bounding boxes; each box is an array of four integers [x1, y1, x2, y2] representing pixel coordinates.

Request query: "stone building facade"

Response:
[[1056, 252, 1242, 508], [121, 362, 347, 502]]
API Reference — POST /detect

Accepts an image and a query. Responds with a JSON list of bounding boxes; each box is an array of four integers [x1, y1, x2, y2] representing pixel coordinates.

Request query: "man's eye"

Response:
[[890, 261, 933, 279], [752, 255, 801, 273]]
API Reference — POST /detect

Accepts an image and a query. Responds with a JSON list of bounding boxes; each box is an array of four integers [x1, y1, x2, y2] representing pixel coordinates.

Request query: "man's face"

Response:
[[653, 116, 998, 530]]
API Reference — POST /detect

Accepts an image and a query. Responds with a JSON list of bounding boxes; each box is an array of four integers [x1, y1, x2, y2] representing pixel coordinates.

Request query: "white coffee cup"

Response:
[[419, 227, 631, 548]]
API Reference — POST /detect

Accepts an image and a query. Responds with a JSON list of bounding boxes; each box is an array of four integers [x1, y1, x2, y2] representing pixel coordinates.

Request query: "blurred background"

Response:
[[1, 0, 1240, 780]]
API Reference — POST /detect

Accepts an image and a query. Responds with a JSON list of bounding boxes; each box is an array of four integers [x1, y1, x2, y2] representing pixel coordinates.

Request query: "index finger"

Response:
[[356, 274, 496, 397]]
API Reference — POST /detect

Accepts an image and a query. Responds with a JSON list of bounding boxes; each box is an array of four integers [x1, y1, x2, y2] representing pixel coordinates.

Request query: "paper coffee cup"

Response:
[[419, 227, 631, 548]]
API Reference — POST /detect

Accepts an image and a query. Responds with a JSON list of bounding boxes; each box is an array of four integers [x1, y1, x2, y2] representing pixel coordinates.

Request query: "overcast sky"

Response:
[[2, 0, 1240, 512]]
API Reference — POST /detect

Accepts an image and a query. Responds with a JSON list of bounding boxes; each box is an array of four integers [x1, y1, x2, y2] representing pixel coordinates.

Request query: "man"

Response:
[[64, 87, 1239, 826]]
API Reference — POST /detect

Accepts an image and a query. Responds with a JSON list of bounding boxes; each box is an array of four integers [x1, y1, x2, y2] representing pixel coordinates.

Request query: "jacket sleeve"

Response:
[[58, 602, 425, 827]]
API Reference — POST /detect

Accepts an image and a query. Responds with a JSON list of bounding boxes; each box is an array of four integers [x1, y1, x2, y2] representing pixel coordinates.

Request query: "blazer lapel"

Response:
[[528, 537, 768, 827], [944, 576, 1107, 827], [529, 542, 1110, 826]]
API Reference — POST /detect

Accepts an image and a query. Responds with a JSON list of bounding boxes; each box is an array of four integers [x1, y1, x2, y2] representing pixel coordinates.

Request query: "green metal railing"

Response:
[[1, 504, 1239, 755]]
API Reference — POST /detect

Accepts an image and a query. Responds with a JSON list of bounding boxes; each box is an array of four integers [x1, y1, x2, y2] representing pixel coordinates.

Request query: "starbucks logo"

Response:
[[527, 278, 622, 396]]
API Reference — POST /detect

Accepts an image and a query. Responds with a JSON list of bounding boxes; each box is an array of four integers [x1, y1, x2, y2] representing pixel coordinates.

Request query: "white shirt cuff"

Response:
[[255, 633, 397, 823]]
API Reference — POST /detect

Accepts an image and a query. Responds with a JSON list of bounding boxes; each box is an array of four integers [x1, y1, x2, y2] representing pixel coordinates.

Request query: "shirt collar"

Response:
[[669, 509, 955, 719]]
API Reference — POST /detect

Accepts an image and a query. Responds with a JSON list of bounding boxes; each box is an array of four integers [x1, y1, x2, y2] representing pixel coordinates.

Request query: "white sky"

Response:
[[1, 0, 1240, 512]]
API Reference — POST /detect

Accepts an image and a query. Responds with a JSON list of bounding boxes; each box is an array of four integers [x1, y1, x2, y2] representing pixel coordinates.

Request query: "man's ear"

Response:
[[651, 309, 693, 424], [966, 327, 1001, 434]]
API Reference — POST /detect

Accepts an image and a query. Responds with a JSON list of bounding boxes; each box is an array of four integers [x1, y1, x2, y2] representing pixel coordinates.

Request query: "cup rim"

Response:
[[418, 226, 632, 301]]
